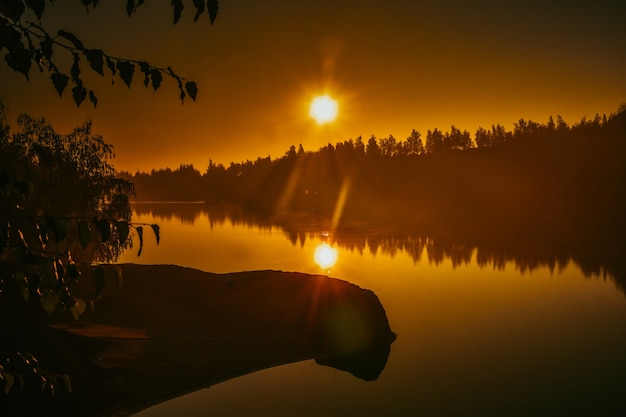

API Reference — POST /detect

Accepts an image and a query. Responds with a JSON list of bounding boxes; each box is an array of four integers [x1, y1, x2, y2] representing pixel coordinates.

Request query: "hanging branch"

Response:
[[0, 0, 219, 107]]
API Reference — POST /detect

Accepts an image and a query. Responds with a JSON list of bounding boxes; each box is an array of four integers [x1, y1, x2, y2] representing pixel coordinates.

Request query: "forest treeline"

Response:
[[120, 108, 626, 248]]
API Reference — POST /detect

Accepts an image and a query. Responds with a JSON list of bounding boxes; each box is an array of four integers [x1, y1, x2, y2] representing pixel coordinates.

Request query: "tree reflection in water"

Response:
[[132, 202, 626, 297]]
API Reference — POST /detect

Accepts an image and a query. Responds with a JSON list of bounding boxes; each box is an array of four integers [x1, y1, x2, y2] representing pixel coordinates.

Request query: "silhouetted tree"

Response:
[[355, 135, 365, 154], [379, 134, 399, 157], [0, 110, 159, 399], [404, 129, 425, 155], [556, 115, 569, 132], [425, 128, 444, 154], [366, 134, 380, 156], [547, 115, 556, 132], [491, 124, 512, 146], [285, 145, 297, 158], [475, 126, 491, 148], [444, 126, 473, 151], [1, 1, 220, 408]]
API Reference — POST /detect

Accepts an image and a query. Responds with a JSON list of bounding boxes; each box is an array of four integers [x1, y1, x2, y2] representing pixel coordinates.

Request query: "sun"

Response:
[[309, 95, 338, 125]]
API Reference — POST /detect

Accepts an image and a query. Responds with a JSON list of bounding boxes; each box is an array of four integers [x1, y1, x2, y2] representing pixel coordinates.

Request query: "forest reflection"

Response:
[[132, 202, 622, 295]]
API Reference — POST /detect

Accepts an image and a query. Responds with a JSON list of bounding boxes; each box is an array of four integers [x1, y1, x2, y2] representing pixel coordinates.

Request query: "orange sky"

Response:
[[1, 0, 625, 173]]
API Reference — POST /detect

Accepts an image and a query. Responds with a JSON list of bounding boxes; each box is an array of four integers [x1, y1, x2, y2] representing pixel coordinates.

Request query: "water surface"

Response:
[[122, 203, 626, 416]]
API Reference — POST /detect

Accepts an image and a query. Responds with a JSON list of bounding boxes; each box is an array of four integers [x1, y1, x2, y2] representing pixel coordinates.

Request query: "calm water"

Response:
[[122, 203, 626, 416]]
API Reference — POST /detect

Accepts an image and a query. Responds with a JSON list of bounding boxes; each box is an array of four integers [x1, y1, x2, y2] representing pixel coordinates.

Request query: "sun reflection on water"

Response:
[[314, 242, 338, 271]]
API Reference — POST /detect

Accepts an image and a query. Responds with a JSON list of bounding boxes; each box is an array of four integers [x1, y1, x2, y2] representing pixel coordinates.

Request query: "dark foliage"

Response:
[[0, 0, 219, 106], [0, 109, 163, 403]]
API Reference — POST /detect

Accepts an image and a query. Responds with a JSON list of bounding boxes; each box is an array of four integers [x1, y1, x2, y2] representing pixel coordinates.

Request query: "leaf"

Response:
[[136, 226, 144, 257], [53, 257, 64, 282], [178, 79, 186, 103], [95, 218, 110, 241], [70, 53, 81, 81], [125, 0, 134, 17], [14, 274, 29, 301], [29, 273, 42, 298], [88, 90, 98, 107], [150, 68, 162, 91], [116, 221, 129, 243], [72, 83, 87, 107], [139, 61, 150, 86], [185, 81, 198, 101], [67, 260, 81, 284], [16, 229, 28, 247], [51, 73, 69, 97], [172, 0, 184, 24], [25, 0, 46, 20], [57, 30, 84, 50], [150, 224, 160, 245], [14, 374, 24, 391], [22, 351, 39, 367], [4, 373, 14, 395], [77, 219, 91, 249], [0, 0, 25, 21], [125, 0, 145, 16], [93, 266, 105, 300], [36, 221, 48, 248], [84, 48, 104, 75], [41, 290, 58, 316], [45, 217, 68, 243], [39, 374, 48, 393], [116, 60, 135, 88], [0, 25, 20, 50], [40, 36, 53, 60], [106, 57, 116, 77], [71, 298, 87, 320], [208, 0, 219, 24], [5, 49, 31, 80], [192, 0, 205, 22]]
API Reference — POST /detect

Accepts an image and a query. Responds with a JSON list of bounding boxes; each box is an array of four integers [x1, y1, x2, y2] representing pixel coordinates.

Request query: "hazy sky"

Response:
[[1, 0, 625, 172]]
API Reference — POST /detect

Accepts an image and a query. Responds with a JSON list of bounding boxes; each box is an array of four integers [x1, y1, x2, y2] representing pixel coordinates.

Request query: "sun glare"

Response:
[[309, 95, 338, 125], [314, 243, 338, 269]]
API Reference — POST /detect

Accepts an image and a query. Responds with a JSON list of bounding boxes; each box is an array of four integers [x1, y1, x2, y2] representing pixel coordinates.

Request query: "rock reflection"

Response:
[[316, 338, 395, 381]]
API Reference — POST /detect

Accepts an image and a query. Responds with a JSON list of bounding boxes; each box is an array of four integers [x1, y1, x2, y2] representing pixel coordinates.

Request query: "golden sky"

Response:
[[1, 0, 625, 172]]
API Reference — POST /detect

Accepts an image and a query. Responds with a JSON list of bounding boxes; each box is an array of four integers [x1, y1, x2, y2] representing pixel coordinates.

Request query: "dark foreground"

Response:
[[1, 264, 395, 416]]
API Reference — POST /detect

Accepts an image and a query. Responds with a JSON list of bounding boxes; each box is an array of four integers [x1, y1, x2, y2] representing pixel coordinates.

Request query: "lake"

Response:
[[121, 203, 626, 416]]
